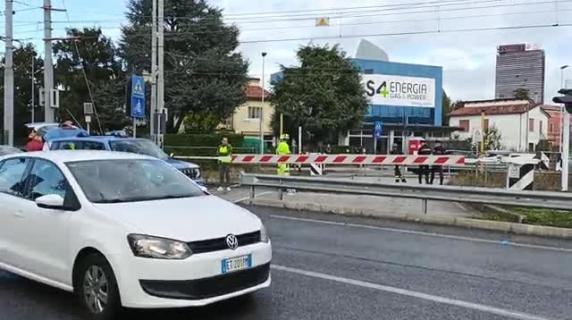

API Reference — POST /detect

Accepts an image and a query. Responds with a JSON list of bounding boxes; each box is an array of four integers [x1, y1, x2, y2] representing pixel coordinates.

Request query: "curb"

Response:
[[248, 198, 572, 239]]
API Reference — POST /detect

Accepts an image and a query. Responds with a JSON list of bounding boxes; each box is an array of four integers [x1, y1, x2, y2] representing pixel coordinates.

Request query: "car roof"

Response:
[[1, 150, 155, 164], [49, 136, 147, 143]]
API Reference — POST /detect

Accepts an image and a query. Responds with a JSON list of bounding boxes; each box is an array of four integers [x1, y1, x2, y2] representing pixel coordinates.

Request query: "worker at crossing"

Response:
[[277, 134, 291, 176], [390, 143, 407, 183], [417, 142, 432, 184], [430, 141, 446, 185], [217, 137, 233, 192]]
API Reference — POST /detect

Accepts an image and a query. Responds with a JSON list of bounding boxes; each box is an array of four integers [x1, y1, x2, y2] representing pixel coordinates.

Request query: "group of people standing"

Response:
[[391, 142, 446, 185]]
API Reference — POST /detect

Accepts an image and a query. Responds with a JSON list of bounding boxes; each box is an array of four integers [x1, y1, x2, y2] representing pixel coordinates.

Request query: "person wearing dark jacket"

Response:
[[417, 142, 432, 184], [430, 142, 446, 185], [390, 143, 407, 183]]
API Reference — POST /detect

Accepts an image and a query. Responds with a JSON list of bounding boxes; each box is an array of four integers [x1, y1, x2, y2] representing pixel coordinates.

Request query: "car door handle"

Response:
[[12, 211, 25, 219]]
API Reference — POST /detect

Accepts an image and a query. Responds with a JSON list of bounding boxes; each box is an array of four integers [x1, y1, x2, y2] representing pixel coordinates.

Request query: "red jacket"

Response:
[[25, 139, 44, 152]]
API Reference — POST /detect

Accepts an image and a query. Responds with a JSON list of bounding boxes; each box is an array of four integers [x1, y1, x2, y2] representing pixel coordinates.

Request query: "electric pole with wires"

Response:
[[4, 0, 14, 146], [149, 0, 165, 146]]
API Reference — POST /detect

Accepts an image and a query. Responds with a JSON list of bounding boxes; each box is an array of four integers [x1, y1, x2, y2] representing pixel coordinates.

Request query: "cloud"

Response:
[[210, 0, 572, 103]]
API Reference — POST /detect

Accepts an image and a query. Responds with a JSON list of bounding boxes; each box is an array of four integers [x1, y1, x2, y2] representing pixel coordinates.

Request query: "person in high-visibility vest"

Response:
[[276, 134, 291, 176], [217, 137, 233, 191]]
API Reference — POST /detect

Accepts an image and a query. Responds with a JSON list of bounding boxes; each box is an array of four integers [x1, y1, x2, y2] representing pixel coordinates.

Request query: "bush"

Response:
[[164, 133, 258, 156]]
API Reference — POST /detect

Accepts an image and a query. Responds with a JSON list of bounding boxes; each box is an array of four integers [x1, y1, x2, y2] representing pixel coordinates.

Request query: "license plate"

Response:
[[221, 254, 252, 274]]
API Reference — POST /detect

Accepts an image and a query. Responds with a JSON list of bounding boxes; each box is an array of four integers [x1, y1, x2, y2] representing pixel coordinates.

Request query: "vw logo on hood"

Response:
[[226, 234, 238, 250]]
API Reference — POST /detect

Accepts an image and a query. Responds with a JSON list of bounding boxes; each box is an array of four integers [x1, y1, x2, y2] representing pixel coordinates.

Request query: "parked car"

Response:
[[0, 151, 271, 319], [0, 145, 23, 156], [47, 136, 205, 186], [25, 122, 60, 137]]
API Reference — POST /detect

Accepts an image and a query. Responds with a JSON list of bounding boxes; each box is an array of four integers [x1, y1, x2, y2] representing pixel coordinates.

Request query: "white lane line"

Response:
[[272, 265, 553, 320], [233, 191, 273, 204], [270, 215, 572, 253]]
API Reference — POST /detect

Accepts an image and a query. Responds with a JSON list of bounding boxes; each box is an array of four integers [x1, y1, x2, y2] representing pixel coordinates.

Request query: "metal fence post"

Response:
[[422, 199, 428, 215], [250, 185, 255, 204]]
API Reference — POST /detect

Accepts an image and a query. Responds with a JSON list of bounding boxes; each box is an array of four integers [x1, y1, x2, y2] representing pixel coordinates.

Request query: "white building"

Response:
[[449, 99, 550, 152]]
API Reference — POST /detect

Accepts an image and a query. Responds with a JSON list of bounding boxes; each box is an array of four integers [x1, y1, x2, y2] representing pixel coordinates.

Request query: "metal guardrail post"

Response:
[[422, 199, 428, 215], [250, 185, 255, 204]]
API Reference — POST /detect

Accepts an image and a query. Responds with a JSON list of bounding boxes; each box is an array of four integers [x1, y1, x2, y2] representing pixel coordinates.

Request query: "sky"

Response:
[[3, 0, 572, 103]]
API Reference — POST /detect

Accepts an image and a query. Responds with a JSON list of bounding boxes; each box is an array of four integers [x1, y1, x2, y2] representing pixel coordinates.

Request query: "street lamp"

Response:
[[260, 52, 267, 154], [560, 65, 570, 154]]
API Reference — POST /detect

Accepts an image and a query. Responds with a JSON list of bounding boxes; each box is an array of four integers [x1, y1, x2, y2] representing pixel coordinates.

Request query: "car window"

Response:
[[82, 141, 106, 150], [26, 160, 68, 200], [51, 140, 106, 151], [0, 158, 31, 197]]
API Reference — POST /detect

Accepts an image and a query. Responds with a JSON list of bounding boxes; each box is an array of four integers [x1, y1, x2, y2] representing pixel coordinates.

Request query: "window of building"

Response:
[[459, 120, 470, 132], [539, 120, 543, 134], [247, 106, 262, 119], [364, 69, 374, 74], [549, 123, 554, 133], [529, 119, 535, 132]]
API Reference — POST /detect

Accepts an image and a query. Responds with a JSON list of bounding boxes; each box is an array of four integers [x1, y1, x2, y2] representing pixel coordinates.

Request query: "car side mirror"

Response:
[[35, 194, 65, 210]]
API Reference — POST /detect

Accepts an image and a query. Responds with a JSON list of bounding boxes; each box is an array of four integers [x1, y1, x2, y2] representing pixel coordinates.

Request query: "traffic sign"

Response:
[[374, 121, 383, 139], [131, 96, 145, 119], [131, 75, 146, 118]]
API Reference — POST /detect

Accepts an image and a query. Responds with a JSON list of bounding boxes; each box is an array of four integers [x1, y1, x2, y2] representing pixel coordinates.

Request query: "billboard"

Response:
[[363, 74, 436, 108]]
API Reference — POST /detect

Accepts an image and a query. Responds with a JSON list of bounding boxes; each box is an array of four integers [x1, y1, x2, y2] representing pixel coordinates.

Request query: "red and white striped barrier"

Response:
[[231, 154, 465, 166]]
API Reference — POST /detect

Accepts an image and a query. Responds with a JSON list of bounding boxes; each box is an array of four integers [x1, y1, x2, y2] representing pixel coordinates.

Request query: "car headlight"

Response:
[[127, 234, 192, 260], [260, 224, 270, 243]]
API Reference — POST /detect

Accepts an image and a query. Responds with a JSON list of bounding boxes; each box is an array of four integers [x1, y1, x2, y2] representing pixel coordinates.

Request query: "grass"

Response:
[[481, 207, 572, 229]]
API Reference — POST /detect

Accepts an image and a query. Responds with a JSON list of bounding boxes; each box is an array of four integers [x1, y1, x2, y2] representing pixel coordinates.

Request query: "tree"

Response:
[[513, 88, 530, 100], [120, 0, 249, 133], [484, 125, 502, 151], [0, 44, 44, 145], [442, 91, 452, 126], [53, 28, 129, 132], [271, 45, 367, 145]]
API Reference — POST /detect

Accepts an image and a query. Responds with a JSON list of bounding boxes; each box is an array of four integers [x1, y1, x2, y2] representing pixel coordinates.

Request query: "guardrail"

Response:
[[240, 174, 572, 214]]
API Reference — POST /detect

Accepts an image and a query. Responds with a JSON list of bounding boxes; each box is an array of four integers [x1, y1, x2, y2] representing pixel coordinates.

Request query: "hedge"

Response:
[[164, 133, 262, 156]]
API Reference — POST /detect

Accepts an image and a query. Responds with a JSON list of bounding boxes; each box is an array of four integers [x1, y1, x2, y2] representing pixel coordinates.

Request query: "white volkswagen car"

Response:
[[0, 151, 271, 319]]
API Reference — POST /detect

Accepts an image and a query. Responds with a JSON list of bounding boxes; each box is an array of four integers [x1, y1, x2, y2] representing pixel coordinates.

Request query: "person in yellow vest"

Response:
[[276, 134, 291, 176], [217, 137, 233, 192]]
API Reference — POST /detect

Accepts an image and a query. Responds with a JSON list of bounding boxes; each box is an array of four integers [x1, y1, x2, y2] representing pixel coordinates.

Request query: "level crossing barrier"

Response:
[[240, 174, 572, 214], [175, 154, 466, 166]]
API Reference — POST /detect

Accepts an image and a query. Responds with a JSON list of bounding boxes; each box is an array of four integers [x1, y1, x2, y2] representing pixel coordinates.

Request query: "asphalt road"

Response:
[[2, 206, 572, 320]]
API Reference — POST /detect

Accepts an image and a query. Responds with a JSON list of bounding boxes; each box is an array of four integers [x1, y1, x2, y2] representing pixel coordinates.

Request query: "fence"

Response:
[[240, 174, 572, 214]]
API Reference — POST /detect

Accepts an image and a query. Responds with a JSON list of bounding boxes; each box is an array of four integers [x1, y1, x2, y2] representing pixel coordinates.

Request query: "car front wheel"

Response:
[[75, 254, 122, 320]]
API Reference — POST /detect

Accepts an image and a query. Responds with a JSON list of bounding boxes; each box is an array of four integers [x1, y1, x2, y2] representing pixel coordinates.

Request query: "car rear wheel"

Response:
[[75, 254, 122, 320]]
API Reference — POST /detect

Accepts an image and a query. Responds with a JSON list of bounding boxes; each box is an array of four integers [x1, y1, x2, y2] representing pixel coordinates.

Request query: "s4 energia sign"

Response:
[[363, 74, 436, 108]]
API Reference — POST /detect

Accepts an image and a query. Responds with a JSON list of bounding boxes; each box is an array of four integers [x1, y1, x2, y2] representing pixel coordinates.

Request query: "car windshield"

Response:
[[66, 159, 204, 203], [109, 139, 168, 160]]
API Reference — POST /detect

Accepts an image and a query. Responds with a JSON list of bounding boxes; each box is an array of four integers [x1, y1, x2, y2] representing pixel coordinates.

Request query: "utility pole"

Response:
[[150, 0, 158, 144], [157, 0, 165, 147], [31, 55, 35, 123], [3, 0, 14, 146], [260, 52, 267, 154], [43, 0, 55, 123]]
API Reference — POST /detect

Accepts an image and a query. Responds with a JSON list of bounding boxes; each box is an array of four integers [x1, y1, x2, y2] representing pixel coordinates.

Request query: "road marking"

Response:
[[233, 191, 273, 204], [272, 265, 553, 320], [270, 215, 572, 253]]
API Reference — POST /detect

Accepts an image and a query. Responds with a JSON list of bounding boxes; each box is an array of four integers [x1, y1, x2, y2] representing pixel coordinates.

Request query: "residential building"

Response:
[[495, 44, 545, 103], [449, 99, 549, 152], [542, 105, 572, 150], [225, 79, 273, 139]]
